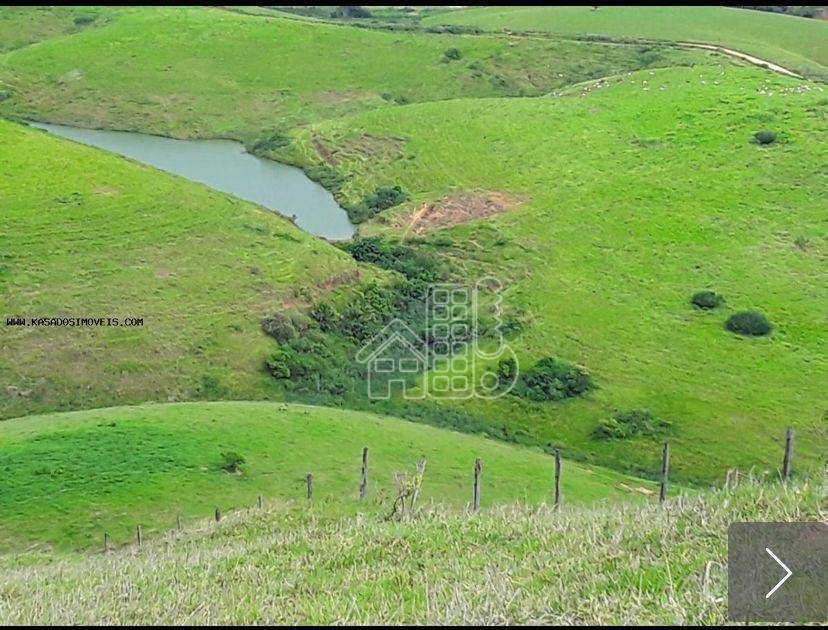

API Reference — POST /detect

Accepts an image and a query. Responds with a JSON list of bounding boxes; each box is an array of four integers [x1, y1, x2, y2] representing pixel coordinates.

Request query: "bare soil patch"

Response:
[[398, 190, 525, 235], [312, 135, 337, 165]]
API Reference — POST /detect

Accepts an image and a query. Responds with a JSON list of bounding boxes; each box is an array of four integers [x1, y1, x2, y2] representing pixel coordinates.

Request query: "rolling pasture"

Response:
[[285, 65, 828, 482], [0, 119, 361, 420], [0, 7, 825, 623], [0, 6, 116, 52], [0, 6, 714, 138], [0, 401, 656, 551], [425, 5, 828, 80]]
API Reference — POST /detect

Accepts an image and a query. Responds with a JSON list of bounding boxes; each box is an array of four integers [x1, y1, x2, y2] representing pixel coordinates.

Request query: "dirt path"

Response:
[[678, 42, 804, 79]]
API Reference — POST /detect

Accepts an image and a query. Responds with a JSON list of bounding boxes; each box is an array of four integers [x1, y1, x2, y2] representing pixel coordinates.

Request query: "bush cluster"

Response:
[[350, 186, 407, 223], [344, 236, 444, 286], [219, 451, 245, 473], [725, 311, 772, 336], [515, 357, 593, 402], [73, 14, 96, 26], [691, 290, 724, 310], [261, 310, 310, 344], [251, 131, 291, 154], [330, 5, 372, 18], [595, 409, 671, 440], [443, 47, 463, 61], [753, 130, 777, 145]]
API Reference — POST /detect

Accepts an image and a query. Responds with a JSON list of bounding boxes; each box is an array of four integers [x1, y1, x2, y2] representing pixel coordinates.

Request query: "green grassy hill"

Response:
[[0, 401, 657, 551], [0, 6, 117, 53], [0, 477, 821, 624], [0, 119, 363, 420], [278, 65, 827, 483], [0, 6, 714, 138], [425, 5, 828, 80]]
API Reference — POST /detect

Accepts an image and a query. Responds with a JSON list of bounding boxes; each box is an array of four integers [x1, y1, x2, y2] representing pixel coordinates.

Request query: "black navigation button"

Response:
[[728, 522, 827, 622]]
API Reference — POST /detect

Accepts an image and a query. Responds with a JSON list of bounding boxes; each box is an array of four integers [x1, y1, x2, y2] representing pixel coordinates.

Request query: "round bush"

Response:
[[691, 290, 724, 310], [725, 311, 772, 336], [754, 130, 777, 145]]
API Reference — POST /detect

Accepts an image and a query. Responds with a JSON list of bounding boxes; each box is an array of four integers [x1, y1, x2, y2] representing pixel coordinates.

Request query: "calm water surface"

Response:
[[30, 122, 355, 240]]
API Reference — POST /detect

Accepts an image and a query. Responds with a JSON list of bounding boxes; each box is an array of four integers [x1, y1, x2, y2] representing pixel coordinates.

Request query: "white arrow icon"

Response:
[[765, 547, 792, 599]]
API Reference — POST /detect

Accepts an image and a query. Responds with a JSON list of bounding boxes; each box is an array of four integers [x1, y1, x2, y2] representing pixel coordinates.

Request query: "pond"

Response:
[[30, 122, 355, 240]]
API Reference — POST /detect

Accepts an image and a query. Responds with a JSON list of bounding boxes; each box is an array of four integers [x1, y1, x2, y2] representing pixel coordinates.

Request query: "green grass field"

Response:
[[0, 6, 714, 138], [1, 6, 825, 583], [0, 119, 364, 420], [0, 401, 657, 551], [425, 6, 828, 80], [0, 6, 117, 53], [280, 65, 827, 483], [0, 477, 821, 624]]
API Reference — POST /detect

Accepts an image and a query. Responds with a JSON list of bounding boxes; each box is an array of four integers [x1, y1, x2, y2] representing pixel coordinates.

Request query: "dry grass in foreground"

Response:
[[0, 476, 824, 624]]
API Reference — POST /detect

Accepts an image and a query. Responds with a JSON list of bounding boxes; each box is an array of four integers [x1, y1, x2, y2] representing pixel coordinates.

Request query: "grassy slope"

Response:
[[0, 401, 657, 551], [0, 477, 822, 624], [283, 66, 828, 483], [0, 6, 118, 53], [0, 6, 713, 138], [0, 119, 361, 419], [426, 5, 828, 80]]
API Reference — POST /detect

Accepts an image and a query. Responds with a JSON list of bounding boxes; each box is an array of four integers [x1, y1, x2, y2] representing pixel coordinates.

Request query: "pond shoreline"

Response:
[[28, 120, 356, 242]]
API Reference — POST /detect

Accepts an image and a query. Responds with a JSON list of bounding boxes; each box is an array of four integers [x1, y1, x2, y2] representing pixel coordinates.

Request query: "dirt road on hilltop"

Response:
[[678, 42, 804, 79]]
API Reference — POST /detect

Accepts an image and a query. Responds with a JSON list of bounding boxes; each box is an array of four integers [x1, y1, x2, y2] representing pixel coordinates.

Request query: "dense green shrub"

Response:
[[691, 290, 724, 309], [595, 410, 671, 440], [497, 357, 517, 382], [725, 311, 772, 336], [251, 131, 291, 153], [73, 14, 96, 26], [219, 451, 245, 473], [310, 301, 339, 332], [366, 185, 407, 212], [350, 185, 408, 222], [339, 282, 397, 342], [443, 47, 463, 61], [330, 5, 372, 18], [516, 357, 593, 402], [753, 130, 777, 145], [261, 311, 309, 343], [344, 236, 444, 284], [265, 351, 291, 379], [305, 164, 345, 195]]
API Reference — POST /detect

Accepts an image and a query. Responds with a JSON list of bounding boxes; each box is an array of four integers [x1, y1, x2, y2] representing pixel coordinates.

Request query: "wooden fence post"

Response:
[[409, 459, 427, 512], [257, 495, 264, 509], [659, 441, 670, 504], [215, 507, 221, 522], [473, 458, 483, 513], [782, 428, 794, 481], [306, 473, 313, 502], [554, 448, 562, 507], [359, 447, 369, 500], [136, 524, 142, 547], [177, 515, 183, 532]]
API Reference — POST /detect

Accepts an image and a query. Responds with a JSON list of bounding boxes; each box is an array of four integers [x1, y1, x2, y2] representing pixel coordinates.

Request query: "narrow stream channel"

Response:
[[30, 122, 356, 241]]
